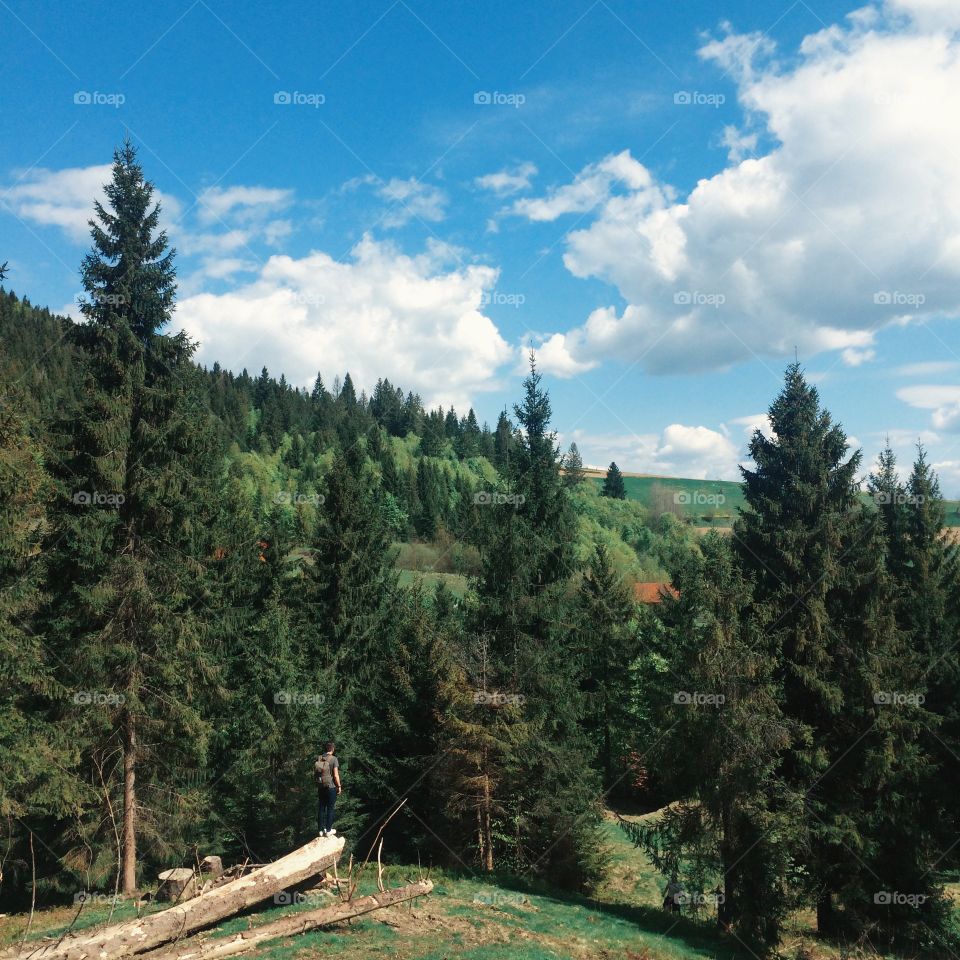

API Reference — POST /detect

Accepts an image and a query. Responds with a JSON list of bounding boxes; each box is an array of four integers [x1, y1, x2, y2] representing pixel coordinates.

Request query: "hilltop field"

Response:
[[580, 469, 960, 528]]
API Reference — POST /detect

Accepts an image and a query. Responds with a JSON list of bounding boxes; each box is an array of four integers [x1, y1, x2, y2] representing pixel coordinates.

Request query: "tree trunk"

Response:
[[1, 837, 345, 960], [482, 773, 493, 872], [816, 891, 833, 933], [122, 710, 137, 895], [143, 880, 433, 960]]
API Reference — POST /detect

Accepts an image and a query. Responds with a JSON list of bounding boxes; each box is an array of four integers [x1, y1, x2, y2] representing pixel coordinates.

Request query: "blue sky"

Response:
[[2, 0, 960, 491]]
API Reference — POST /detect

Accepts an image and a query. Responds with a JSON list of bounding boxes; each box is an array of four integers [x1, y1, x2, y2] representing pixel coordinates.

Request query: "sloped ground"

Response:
[[2, 813, 955, 959]]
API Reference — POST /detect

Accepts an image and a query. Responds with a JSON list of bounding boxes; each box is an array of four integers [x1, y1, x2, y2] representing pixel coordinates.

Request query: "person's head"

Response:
[[325, 741, 335, 755]]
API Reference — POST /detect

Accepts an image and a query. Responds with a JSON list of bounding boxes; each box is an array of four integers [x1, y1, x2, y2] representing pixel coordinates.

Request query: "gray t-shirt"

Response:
[[315, 753, 339, 788]]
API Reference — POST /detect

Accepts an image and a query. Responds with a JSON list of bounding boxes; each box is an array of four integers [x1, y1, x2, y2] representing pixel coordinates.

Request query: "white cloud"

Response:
[[377, 178, 447, 228], [519, 333, 597, 378], [175, 234, 511, 410], [895, 360, 960, 376], [931, 460, 960, 497], [475, 162, 538, 196], [885, 0, 960, 31], [897, 384, 960, 432], [1, 164, 180, 242], [522, 5, 960, 374], [728, 412, 773, 439], [197, 185, 292, 224], [897, 385, 960, 409], [841, 347, 876, 366], [657, 424, 741, 478], [565, 422, 742, 480], [512, 150, 655, 222]]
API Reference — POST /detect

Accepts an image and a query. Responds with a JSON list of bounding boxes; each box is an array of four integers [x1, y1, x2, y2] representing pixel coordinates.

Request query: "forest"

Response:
[[1, 144, 959, 958]]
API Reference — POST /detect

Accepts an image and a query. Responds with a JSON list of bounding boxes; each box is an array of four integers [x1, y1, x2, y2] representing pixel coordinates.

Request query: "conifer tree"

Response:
[[733, 364, 945, 944], [640, 532, 793, 950], [43, 142, 220, 893], [471, 357, 602, 888], [735, 363, 860, 930], [575, 545, 640, 787], [492, 410, 513, 472], [0, 388, 78, 896], [562, 442, 586, 488], [602, 461, 626, 499], [300, 450, 402, 847]]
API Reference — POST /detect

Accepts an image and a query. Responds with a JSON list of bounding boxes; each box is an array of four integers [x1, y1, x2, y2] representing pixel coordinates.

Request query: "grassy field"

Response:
[[2, 811, 949, 959], [585, 471, 960, 528]]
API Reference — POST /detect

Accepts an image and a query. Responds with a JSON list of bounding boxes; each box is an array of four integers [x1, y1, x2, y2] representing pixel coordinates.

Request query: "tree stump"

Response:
[[200, 856, 223, 879], [157, 868, 197, 903]]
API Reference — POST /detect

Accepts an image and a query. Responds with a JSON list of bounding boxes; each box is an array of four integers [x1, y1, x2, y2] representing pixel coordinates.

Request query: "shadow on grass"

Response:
[[435, 866, 753, 960]]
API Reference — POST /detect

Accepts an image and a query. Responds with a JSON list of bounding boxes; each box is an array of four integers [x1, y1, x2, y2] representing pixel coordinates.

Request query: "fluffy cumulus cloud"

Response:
[[176, 235, 512, 409], [522, 1, 960, 374], [1, 164, 181, 242], [565, 422, 742, 480]]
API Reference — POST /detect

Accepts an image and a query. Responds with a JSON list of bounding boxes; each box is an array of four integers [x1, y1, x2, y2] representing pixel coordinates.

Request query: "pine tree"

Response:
[[601, 461, 626, 499], [562, 442, 586, 488], [735, 363, 859, 931], [43, 142, 221, 893], [0, 386, 78, 898], [493, 410, 513, 472], [732, 363, 941, 943], [638, 532, 794, 950], [575, 545, 640, 787], [470, 356, 602, 888], [300, 450, 402, 847]]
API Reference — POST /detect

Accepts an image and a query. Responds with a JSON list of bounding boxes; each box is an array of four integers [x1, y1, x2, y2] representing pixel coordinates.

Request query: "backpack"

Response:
[[314, 753, 334, 788]]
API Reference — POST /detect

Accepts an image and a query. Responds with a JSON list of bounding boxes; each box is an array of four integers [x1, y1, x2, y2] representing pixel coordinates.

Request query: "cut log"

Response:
[[7, 836, 344, 960], [199, 857, 223, 880], [143, 880, 434, 960], [157, 869, 197, 903]]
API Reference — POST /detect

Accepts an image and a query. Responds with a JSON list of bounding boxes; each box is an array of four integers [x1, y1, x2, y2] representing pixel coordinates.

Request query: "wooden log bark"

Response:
[[143, 880, 434, 960], [7, 837, 345, 960]]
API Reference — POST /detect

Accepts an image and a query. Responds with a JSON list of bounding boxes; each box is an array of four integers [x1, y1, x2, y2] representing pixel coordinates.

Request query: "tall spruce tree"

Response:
[[638, 532, 794, 950], [734, 364, 948, 947], [575, 545, 640, 788], [43, 142, 220, 893], [470, 357, 603, 888], [300, 450, 403, 849]]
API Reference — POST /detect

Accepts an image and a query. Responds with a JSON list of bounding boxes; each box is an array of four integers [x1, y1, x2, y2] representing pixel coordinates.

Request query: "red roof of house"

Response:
[[634, 582, 679, 604]]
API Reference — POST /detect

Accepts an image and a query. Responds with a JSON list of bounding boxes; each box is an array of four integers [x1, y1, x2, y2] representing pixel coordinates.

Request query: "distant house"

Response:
[[633, 582, 679, 604]]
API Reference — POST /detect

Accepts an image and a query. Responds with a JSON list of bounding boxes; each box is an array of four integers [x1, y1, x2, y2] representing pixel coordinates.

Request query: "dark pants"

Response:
[[317, 786, 337, 833]]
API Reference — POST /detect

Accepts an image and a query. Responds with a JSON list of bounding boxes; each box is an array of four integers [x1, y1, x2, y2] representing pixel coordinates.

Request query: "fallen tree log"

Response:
[[7, 837, 344, 960], [143, 880, 434, 960]]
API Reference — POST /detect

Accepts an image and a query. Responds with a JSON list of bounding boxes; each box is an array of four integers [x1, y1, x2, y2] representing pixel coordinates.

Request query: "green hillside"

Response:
[[590, 473, 960, 528]]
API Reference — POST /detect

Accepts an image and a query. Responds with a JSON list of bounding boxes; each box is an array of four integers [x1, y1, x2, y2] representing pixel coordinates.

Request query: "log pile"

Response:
[[2, 837, 433, 960]]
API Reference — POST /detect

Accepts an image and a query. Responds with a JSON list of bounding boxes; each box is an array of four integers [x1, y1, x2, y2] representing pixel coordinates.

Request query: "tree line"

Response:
[[0, 143, 638, 912], [1, 143, 958, 957]]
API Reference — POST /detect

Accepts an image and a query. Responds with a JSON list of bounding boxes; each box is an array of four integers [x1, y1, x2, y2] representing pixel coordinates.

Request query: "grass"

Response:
[[2, 813, 955, 958]]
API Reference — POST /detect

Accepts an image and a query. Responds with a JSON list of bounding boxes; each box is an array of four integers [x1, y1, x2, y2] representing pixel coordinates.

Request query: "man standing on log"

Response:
[[315, 742, 341, 837]]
